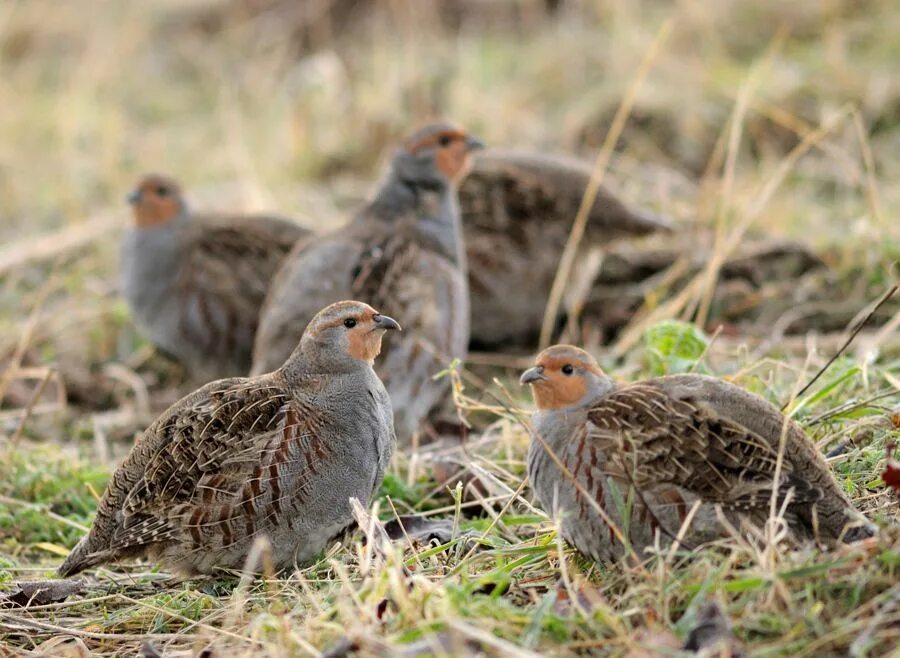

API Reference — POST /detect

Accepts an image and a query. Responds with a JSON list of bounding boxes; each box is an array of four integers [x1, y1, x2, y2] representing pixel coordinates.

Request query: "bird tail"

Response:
[[57, 535, 112, 578], [731, 476, 873, 544], [633, 208, 676, 234], [801, 488, 876, 545], [840, 520, 876, 543]]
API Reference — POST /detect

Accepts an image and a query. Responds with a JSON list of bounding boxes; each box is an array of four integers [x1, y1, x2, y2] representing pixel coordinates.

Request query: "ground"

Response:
[[0, 1, 898, 656]]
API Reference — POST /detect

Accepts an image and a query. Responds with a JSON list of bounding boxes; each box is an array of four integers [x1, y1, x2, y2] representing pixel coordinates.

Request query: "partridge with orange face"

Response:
[[252, 121, 481, 444], [122, 174, 310, 380], [58, 300, 399, 577], [521, 345, 873, 562]]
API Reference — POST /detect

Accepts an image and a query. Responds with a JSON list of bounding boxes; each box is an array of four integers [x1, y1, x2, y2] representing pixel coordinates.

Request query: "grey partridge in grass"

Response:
[[58, 300, 399, 577], [122, 174, 310, 380], [459, 150, 673, 348], [252, 121, 481, 444], [521, 345, 873, 562]]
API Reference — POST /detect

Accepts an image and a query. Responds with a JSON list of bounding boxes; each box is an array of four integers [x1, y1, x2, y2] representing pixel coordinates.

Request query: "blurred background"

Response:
[[1, 0, 897, 238], [1, 0, 897, 406]]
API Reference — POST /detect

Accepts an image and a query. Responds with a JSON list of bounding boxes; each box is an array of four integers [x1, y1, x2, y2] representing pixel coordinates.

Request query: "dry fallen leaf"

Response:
[[884, 463, 900, 492], [1, 578, 85, 608], [33, 636, 91, 658]]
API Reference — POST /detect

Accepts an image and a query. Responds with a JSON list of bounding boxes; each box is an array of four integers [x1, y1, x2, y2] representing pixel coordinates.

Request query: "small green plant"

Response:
[[642, 320, 710, 376]]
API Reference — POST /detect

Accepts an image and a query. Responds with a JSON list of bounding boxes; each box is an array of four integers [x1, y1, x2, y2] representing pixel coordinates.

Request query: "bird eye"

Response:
[[438, 134, 452, 147], [343, 318, 357, 328], [156, 186, 169, 196], [561, 364, 574, 375]]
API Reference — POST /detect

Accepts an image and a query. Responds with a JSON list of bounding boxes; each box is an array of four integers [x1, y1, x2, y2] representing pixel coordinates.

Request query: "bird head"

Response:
[[299, 300, 401, 372], [520, 344, 615, 410], [393, 121, 484, 188], [127, 174, 187, 228]]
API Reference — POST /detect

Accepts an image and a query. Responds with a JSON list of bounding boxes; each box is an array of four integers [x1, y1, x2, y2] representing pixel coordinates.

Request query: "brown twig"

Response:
[[7, 367, 56, 458], [806, 389, 900, 427], [782, 284, 898, 411]]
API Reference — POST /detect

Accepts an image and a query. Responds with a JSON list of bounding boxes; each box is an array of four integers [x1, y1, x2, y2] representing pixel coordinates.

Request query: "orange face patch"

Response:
[[434, 139, 474, 184], [528, 352, 604, 410], [346, 322, 385, 363], [131, 177, 183, 228], [407, 128, 475, 184], [530, 371, 589, 410]]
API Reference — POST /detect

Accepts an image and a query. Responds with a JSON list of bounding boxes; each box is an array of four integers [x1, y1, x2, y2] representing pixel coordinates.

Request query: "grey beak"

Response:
[[373, 314, 401, 331], [127, 189, 141, 204], [465, 135, 485, 151], [520, 366, 546, 385]]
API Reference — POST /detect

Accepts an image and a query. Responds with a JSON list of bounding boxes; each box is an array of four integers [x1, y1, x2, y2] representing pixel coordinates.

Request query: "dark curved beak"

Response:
[[520, 366, 545, 385], [373, 314, 401, 331], [127, 188, 141, 205], [465, 135, 485, 151]]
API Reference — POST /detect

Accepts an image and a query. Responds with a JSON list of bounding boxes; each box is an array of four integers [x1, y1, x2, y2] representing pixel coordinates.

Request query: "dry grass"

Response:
[[0, 0, 899, 656]]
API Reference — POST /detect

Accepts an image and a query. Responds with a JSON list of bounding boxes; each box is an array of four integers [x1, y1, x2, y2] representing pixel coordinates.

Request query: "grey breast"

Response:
[[121, 221, 186, 358]]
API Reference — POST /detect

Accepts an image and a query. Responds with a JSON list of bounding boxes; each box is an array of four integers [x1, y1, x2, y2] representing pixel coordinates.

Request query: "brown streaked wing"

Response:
[[180, 221, 300, 309], [585, 382, 806, 506], [111, 379, 300, 551], [174, 218, 308, 357], [177, 397, 335, 554], [461, 150, 673, 238], [350, 233, 419, 308]]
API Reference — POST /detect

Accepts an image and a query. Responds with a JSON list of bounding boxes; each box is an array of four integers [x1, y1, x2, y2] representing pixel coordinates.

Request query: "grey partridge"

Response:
[[58, 300, 399, 576], [521, 345, 873, 562], [459, 150, 673, 348], [121, 174, 310, 380], [252, 121, 481, 444]]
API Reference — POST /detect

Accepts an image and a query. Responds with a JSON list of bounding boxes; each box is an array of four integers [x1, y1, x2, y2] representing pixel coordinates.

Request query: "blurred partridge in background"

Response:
[[459, 150, 673, 348], [252, 121, 480, 444], [458, 150, 828, 349], [522, 345, 873, 562], [59, 300, 399, 577], [121, 174, 310, 381]]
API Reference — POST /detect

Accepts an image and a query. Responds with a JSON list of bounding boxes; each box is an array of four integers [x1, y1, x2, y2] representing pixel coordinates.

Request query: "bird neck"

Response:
[[282, 338, 373, 380], [129, 211, 188, 244], [586, 374, 617, 404], [121, 215, 187, 309], [279, 355, 379, 403], [531, 375, 617, 445], [365, 169, 466, 266], [532, 405, 590, 445]]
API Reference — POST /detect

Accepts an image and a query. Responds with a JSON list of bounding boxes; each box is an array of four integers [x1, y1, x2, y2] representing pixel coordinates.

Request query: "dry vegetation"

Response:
[[1, 0, 899, 656]]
